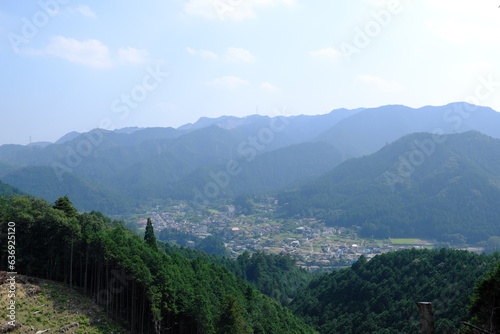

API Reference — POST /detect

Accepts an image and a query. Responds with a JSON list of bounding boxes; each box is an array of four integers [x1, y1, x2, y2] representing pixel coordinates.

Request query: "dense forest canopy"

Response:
[[1, 191, 499, 333], [0, 195, 316, 333], [278, 132, 500, 243], [290, 248, 500, 333]]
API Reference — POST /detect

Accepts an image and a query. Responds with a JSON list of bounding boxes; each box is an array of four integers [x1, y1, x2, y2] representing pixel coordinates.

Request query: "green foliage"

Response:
[[162, 243, 314, 306], [196, 235, 230, 257], [279, 132, 500, 242], [290, 248, 500, 334], [217, 295, 253, 334], [2, 166, 131, 213], [0, 126, 344, 211], [481, 236, 500, 254], [0, 179, 26, 197], [144, 217, 157, 251], [233, 195, 256, 216], [53, 195, 78, 218], [158, 228, 195, 247], [0, 195, 316, 334], [469, 263, 500, 333], [236, 251, 314, 305]]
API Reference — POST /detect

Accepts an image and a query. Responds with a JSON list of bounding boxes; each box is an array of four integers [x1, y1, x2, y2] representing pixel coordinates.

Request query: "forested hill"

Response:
[[161, 244, 315, 306], [0, 180, 25, 197], [2, 103, 500, 213], [279, 131, 500, 242], [0, 195, 316, 333], [290, 248, 500, 333]]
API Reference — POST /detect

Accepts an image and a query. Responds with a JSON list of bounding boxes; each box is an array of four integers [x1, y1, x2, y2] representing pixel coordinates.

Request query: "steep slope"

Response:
[[0, 161, 15, 178], [291, 249, 500, 334], [172, 142, 345, 199], [1, 166, 132, 213], [0, 195, 317, 334], [0, 180, 26, 197], [0, 274, 129, 333], [280, 131, 500, 242], [317, 103, 500, 158], [55, 131, 81, 144], [0, 126, 242, 206]]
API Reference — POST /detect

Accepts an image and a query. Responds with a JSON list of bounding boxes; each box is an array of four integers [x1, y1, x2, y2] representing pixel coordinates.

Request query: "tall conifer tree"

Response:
[[144, 217, 157, 251]]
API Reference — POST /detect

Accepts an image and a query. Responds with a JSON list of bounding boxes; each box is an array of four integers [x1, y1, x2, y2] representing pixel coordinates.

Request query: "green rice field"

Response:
[[390, 238, 431, 245]]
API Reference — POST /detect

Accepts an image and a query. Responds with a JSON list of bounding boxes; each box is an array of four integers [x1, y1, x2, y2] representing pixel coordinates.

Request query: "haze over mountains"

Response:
[[279, 131, 500, 242], [1, 102, 499, 226]]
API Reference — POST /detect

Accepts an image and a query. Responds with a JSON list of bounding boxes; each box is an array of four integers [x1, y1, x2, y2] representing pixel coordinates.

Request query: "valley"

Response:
[[4, 2, 500, 332], [120, 199, 485, 271], [2, 103, 500, 333]]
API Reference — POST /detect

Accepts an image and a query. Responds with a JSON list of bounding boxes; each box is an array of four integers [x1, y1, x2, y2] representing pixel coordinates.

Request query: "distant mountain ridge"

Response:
[[318, 103, 500, 158], [0, 102, 499, 214]]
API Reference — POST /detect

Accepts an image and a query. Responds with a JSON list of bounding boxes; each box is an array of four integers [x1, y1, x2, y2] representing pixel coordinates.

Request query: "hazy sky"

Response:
[[1, 0, 499, 145]]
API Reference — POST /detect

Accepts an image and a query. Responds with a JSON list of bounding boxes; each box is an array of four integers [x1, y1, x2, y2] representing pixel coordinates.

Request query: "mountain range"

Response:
[[1, 102, 499, 223]]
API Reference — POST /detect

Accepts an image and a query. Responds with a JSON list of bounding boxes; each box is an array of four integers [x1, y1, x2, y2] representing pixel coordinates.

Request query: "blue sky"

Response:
[[1, 0, 499, 145]]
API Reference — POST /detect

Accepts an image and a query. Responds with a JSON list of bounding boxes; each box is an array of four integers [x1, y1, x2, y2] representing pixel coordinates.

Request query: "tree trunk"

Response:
[[416, 302, 435, 334]]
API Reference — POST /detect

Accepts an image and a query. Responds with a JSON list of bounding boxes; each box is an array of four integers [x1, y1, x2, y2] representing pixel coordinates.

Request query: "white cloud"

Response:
[[309, 47, 342, 61], [184, 0, 296, 20], [186, 47, 219, 59], [41, 36, 149, 68], [429, 20, 500, 44], [46, 36, 112, 68], [118, 47, 150, 64], [225, 47, 256, 62], [208, 76, 250, 89], [260, 82, 280, 93], [357, 74, 403, 93], [75, 5, 96, 18]]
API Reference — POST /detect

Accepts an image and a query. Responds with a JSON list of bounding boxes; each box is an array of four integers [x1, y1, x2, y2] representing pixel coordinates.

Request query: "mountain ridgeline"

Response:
[[1, 103, 500, 214], [279, 131, 500, 242], [1, 103, 500, 245]]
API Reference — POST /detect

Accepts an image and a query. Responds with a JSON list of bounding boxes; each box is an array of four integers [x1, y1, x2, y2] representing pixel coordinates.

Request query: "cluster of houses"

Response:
[[136, 203, 483, 271]]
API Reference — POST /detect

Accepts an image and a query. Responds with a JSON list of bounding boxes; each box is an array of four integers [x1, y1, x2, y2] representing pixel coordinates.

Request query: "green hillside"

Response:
[[2, 104, 500, 213], [279, 131, 500, 242], [290, 248, 500, 333], [1, 166, 132, 213], [171, 142, 344, 199], [0, 180, 25, 197], [0, 195, 316, 333]]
